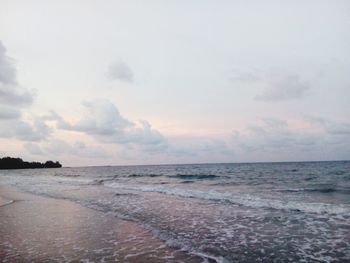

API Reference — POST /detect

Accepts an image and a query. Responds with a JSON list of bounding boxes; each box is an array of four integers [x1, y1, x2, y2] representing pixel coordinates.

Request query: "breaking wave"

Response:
[[104, 182, 350, 215]]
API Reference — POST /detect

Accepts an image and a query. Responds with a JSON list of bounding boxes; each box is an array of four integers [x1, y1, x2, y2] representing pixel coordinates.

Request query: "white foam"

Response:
[[104, 182, 350, 215]]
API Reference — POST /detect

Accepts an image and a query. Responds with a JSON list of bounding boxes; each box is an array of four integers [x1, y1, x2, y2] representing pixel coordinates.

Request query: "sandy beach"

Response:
[[0, 186, 201, 263]]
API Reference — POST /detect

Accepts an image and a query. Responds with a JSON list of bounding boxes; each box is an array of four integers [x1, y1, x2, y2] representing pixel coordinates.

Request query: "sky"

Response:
[[0, 0, 349, 166]]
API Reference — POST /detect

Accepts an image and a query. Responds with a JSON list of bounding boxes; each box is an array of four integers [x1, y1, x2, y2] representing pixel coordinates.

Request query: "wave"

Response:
[[54, 173, 81, 177], [279, 187, 350, 194], [181, 180, 195, 184], [104, 182, 350, 215], [127, 173, 163, 178], [328, 170, 347, 176], [169, 174, 223, 180]]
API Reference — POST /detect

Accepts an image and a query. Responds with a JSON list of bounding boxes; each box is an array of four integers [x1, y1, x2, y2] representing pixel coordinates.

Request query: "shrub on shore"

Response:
[[0, 157, 62, 170]]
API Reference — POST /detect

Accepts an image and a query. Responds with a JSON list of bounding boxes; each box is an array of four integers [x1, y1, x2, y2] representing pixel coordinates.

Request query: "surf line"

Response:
[[0, 198, 16, 208]]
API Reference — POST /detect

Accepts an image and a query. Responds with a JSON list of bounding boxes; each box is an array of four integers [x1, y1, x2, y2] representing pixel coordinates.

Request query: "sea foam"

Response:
[[104, 182, 350, 215]]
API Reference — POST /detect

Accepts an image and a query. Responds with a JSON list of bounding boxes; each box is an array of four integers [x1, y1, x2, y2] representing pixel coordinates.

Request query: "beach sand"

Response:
[[0, 186, 201, 262]]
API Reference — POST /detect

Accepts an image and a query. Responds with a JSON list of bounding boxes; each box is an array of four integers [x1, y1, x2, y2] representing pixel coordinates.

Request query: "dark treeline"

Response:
[[0, 157, 62, 170]]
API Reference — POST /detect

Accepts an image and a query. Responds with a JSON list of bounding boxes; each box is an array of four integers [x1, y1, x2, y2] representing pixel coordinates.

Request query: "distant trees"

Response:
[[0, 157, 62, 170]]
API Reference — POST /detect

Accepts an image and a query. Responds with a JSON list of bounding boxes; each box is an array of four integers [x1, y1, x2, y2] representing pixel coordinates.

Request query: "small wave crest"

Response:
[[169, 174, 223, 180], [54, 173, 81, 177]]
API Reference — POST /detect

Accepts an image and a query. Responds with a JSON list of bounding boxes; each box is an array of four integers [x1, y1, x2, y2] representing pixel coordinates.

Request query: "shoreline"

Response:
[[0, 185, 201, 262], [0, 195, 14, 208]]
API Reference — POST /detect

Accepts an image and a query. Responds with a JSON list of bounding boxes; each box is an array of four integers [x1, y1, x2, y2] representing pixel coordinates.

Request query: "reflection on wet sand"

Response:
[[0, 187, 201, 262]]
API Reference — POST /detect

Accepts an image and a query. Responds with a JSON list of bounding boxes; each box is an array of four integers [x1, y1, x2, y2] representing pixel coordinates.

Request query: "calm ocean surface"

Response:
[[1, 161, 350, 262]]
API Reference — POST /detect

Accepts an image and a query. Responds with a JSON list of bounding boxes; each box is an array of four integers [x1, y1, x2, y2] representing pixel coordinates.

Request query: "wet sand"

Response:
[[0, 186, 201, 263]]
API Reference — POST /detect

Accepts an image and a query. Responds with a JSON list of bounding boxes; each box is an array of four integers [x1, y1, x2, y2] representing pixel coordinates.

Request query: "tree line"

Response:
[[0, 157, 62, 170]]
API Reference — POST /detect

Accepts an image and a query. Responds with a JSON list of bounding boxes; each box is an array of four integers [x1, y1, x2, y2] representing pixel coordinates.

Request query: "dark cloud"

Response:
[[107, 60, 134, 83]]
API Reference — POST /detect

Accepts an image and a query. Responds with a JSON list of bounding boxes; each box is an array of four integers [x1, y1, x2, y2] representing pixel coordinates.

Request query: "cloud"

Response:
[[74, 99, 132, 135], [0, 83, 34, 106], [326, 123, 350, 135], [238, 118, 321, 150], [304, 116, 350, 135], [126, 120, 166, 146], [0, 41, 33, 106], [230, 68, 261, 82], [0, 118, 51, 141], [0, 41, 16, 85], [53, 99, 167, 150], [25, 140, 110, 158], [24, 142, 44, 155], [0, 106, 21, 120], [230, 68, 310, 102], [255, 72, 309, 101], [231, 117, 350, 161], [0, 41, 48, 142], [41, 110, 74, 130], [107, 60, 134, 82]]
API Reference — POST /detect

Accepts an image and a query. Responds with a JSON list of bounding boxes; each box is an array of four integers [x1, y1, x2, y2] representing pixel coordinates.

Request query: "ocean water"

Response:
[[1, 161, 350, 262]]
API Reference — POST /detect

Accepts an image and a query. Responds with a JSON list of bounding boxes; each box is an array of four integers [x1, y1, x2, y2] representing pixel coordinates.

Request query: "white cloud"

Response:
[[53, 99, 167, 150], [74, 99, 132, 135], [0, 118, 51, 141], [0, 41, 16, 85], [0, 41, 47, 142], [0, 41, 33, 106]]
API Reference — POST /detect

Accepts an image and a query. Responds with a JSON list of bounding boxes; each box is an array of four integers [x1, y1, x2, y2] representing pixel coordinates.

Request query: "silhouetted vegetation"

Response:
[[0, 157, 62, 170]]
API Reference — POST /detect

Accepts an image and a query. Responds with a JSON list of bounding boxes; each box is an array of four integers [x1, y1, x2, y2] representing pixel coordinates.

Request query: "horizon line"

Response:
[[62, 159, 350, 169]]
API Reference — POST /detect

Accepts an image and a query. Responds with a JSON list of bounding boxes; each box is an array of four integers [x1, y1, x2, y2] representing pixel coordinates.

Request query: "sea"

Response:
[[0, 161, 349, 262]]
